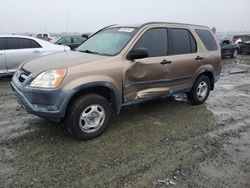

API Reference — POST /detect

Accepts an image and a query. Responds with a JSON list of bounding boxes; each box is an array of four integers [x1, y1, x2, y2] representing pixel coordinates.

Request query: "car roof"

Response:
[[0, 35, 47, 45], [110, 22, 209, 29], [0, 35, 65, 48], [0, 35, 39, 40]]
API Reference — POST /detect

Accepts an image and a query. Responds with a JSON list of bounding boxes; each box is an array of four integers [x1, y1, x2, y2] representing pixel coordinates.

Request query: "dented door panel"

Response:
[[123, 54, 195, 101]]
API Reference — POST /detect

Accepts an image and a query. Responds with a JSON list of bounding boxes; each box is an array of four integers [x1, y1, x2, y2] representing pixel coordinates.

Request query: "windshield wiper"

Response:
[[79, 50, 99, 55]]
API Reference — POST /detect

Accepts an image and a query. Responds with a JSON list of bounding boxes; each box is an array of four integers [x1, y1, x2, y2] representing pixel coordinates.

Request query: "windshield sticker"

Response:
[[118, 28, 135, 33]]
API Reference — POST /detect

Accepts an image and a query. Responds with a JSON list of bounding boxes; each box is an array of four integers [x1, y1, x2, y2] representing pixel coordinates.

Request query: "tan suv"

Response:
[[11, 22, 222, 140]]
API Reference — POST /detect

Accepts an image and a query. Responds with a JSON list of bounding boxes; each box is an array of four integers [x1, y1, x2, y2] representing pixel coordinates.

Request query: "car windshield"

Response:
[[76, 27, 138, 56], [50, 37, 60, 44]]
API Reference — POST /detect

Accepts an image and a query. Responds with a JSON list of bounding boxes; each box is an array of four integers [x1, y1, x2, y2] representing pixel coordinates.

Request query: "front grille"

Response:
[[18, 68, 31, 83]]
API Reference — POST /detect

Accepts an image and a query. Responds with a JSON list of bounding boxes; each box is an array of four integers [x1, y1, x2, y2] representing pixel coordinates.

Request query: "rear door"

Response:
[[164, 28, 201, 88], [0, 38, 6, 74], [5, 37, 43, 73]]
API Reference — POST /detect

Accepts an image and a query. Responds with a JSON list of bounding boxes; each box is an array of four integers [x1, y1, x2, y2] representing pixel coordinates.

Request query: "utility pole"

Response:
[[66, 9, 69, 34]]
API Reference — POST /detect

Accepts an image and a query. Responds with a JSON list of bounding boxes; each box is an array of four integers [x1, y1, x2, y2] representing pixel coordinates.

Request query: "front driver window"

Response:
[[133, 28, 168, 57], [58, 37, 71, 45]]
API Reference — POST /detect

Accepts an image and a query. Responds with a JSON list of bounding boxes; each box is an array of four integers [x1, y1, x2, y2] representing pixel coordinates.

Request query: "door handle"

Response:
[[33, 50, 40, 53], [160, 59, 172, 65], [0, 53, 4, 55], [195, 56, 204, 60]]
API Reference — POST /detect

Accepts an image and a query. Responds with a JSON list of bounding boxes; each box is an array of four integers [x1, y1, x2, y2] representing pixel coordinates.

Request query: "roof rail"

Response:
[[140, 22, 209, 29]]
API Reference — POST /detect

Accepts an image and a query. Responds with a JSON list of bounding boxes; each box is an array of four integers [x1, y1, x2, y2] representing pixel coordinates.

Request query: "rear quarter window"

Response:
[[30, 40, 41, 48], [195, 29, 218, 51]]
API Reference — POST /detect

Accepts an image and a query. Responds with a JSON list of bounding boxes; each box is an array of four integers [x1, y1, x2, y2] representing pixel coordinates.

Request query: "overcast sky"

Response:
[[0, 0, 250, 33]]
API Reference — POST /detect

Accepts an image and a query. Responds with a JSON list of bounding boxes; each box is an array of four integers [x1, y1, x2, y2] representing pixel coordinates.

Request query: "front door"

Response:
[[221, 40, 233, 56]]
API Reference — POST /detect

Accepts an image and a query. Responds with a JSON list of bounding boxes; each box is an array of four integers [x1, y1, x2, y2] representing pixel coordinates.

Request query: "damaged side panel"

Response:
[[123, 57, 170, 101], [122, 54, 196, 102]]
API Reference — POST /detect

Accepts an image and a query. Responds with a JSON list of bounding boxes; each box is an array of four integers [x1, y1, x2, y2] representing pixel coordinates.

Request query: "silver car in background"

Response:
[[0, 35, 70, 76]]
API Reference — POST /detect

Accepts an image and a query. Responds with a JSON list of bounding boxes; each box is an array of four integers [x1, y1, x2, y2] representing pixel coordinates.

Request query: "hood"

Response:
[[22, 51, 109, 76]]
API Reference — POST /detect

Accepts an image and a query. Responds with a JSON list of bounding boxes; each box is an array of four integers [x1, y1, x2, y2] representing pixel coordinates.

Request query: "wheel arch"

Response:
[[65, 82, 122, 117], [194, 69, 215, 90]]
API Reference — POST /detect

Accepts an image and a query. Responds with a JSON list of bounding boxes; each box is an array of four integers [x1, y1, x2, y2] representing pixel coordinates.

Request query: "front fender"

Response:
[[64, 79, 122, 115]]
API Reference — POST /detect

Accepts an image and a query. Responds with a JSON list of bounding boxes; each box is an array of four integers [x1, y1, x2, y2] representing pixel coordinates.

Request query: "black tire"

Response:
[[231, 49, 239, 58], [65, 94, 111, 140], [187, 75, 211, 105]]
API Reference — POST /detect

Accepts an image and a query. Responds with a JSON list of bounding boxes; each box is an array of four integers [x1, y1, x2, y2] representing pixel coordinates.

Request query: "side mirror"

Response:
[[82, 34, 89, 39], [127, 48, 149, 60], [57, 42, 62, 45]]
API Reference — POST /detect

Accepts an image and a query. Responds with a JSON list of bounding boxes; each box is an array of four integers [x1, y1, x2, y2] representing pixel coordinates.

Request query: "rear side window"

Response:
[[5, 38, 41, 50], [30, 40, 41, 48], [195, 29, 218, 51], [0, 38, 3, 50], [19, 38, 30, 48], [134, 28, 167, 57], [169, 28, 197, 55], [5, 38, 19, 49]]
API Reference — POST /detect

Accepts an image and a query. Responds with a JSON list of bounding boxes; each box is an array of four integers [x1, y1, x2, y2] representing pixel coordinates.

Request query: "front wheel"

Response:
[[187, 75, 211, 105], [65, 94, 111, 140]]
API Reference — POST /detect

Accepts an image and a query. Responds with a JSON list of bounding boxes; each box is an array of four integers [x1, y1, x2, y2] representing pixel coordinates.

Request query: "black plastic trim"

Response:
[[125, 76, 191, 93], [123, 87, 191, 107]]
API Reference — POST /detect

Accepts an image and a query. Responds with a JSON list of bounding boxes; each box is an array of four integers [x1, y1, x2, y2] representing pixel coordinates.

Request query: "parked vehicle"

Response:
[[36, 33, 52, 41], [239, 41, 250, 54], [0, 35, 70, 76], [11, 22, 221, 140], [50, 35, 88, 50], [220, 39, 240, 58], [233, 34, 250, 43]]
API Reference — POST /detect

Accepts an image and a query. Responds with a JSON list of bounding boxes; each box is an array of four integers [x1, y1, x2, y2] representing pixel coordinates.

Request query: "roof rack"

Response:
[[140, 22, 209, 29]]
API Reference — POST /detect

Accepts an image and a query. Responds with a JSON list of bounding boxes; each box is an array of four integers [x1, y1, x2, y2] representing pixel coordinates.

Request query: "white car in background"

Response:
[[36, 33, 52, 41], [0, 35, 70, 76]]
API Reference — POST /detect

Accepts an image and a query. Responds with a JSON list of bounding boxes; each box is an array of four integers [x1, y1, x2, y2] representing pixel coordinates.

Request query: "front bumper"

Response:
[[11, 70, 75, 121]]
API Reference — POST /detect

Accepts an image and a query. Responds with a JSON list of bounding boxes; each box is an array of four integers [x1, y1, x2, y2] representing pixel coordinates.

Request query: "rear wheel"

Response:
[[231, 49, 238, 58], [187, 75, 211, 105], [65, 94, 111, 140]]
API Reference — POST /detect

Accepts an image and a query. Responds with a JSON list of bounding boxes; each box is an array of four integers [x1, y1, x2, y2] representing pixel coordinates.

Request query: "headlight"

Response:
[[30, 69, 67, 88]]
